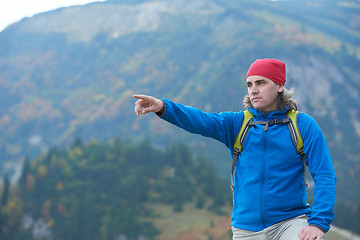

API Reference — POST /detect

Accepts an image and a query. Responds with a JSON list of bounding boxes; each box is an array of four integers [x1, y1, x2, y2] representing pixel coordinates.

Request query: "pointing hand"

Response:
[[133, 94, 164, 116]]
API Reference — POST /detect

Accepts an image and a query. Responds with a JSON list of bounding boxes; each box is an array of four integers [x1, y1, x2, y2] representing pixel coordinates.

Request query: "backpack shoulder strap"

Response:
[[286, 110, 304, 154], [287, 110, 308, 187], [231, 109, 307, 191], [233, 110, 254, 154], [231, 110, 254, 191]]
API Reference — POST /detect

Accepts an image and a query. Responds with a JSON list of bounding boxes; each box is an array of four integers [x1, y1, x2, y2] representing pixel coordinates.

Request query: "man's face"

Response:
[[246, 75, 284, 112]]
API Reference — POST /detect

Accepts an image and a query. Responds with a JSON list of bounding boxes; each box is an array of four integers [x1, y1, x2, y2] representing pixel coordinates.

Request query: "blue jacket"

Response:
[[159, 99, 336, 232]]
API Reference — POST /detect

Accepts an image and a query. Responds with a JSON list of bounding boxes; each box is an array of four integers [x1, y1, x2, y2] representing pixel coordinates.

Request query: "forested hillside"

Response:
[[0, 138, 230, 239], [0, 0, 359, 235]]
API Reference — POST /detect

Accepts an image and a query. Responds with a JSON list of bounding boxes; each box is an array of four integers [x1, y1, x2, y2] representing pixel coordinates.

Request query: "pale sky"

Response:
[[0, 0, 105, 32]]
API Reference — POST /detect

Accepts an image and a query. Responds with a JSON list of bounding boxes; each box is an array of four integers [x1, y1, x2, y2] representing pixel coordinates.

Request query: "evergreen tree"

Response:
[[19, 156, 30, 192], [1, 174, 10, 207], [73, 137, 83, 148]]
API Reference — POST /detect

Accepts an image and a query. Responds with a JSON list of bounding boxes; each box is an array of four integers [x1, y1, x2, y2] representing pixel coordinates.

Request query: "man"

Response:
[[133, 58, 336, 240]]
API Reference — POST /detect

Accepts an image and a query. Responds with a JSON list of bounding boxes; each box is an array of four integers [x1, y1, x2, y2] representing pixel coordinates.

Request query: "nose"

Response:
[[250, 85, 259, 95]]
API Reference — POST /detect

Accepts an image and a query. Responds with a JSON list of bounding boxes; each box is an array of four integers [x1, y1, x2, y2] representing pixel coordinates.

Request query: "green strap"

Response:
[[231, 110, 253, 191], [233, 110, 254, 153], [286, 110, 307, 187], [286, 110, 304, 153]]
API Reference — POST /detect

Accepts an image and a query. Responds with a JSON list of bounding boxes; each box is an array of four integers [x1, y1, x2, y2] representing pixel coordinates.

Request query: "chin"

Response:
[[252, 103, 262, 110]]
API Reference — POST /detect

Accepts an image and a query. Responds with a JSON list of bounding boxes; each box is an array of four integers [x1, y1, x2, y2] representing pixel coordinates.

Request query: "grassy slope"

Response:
[[148, 203, 232, 240], [149, 203, 349, 240]]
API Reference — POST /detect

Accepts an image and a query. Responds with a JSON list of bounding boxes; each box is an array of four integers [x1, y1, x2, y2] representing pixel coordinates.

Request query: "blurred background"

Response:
[[0, 0, 359, 239]]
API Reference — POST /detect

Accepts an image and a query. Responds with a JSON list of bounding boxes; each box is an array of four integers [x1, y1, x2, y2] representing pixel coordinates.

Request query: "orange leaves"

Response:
[[5, 197, 23, 227], [26, 174, 35, 191], [15, 98, 61, 122], [56, 182, 65, 191], [37, 166, 48, 178]]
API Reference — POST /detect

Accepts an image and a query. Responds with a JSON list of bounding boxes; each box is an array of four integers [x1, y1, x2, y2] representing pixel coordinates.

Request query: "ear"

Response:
[[278, 85, 284, 93]]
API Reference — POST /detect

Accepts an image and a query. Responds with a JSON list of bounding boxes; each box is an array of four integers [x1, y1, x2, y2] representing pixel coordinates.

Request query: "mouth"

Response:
[[252, 97, 261, 102]]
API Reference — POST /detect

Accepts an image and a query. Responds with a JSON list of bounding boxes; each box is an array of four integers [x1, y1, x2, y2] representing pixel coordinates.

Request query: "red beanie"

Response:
[[246, 58, 286, 86]]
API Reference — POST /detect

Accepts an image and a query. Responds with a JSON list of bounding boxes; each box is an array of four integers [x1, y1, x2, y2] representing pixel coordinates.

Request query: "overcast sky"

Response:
[[0, 0, 105, 32]]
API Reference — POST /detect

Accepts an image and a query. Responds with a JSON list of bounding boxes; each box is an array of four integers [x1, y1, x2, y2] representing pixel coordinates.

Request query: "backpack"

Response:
[[231, 109, 307, 191]]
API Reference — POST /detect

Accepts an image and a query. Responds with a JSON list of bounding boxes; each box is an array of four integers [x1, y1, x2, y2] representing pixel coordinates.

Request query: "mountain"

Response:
[[0, 0, 359, 233]]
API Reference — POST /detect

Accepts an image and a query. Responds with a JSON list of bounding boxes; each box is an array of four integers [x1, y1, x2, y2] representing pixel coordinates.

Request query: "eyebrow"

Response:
[[255, 79, 266, 83], [247, 79, 267, 85]]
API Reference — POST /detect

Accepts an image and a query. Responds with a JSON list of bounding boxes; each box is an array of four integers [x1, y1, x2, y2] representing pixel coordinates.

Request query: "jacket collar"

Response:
[[247, 107, 289, 120]]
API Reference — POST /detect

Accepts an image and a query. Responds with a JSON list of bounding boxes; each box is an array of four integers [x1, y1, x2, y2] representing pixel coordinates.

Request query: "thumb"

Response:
[[142, 104, 159, 114]]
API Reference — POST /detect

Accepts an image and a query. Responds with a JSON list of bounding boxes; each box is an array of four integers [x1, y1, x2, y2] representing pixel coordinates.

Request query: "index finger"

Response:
[[133, 94, 151, 101]]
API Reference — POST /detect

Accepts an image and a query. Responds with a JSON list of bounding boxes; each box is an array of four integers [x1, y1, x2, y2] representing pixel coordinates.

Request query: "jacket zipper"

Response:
[[261, 124, 267, 227]]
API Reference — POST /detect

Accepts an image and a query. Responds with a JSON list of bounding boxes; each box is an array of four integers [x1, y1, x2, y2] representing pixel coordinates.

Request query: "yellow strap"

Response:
[[287, 110, 307, 187], [286, 110, 304, 153], [233, 110, 254, 152]]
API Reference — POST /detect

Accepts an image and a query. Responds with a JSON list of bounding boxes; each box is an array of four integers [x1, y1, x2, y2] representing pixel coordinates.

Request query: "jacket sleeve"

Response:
[[158, 99, 241, 150], [298, 113, 337, 232]]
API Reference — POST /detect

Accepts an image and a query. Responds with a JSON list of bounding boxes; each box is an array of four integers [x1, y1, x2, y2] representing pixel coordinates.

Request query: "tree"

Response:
[[1, 174, 10, 207], [19, 156, 31, 192]]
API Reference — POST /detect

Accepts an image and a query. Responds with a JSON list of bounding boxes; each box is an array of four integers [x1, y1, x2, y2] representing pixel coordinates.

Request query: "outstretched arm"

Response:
[[133, 94, 164, 116]]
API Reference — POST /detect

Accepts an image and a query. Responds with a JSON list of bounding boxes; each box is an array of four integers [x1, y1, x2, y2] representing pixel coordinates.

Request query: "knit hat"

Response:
[[246, 58, 286, 86]]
